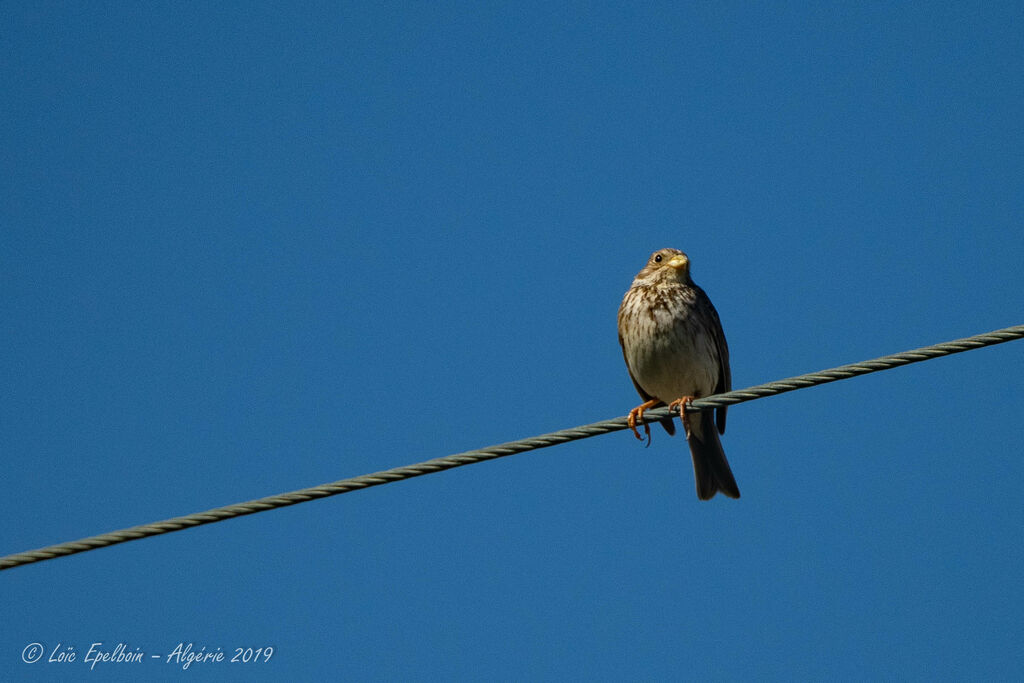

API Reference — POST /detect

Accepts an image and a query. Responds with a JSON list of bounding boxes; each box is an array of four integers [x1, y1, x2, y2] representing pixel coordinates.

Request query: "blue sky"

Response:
[[2, 2, 1023, 680]]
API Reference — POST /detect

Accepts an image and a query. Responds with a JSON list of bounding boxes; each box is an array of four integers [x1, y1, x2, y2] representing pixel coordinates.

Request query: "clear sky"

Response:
[[3, 2, 1023, 681]]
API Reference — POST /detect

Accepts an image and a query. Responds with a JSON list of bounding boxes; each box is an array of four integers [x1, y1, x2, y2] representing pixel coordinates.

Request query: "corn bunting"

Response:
[[618, 248, 740, 500]]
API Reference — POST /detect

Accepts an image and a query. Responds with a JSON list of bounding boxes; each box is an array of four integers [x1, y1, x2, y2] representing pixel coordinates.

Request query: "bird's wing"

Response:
[[618, 330, 676, 436], [618, 332, 653, 401], [705, 297, 731, 435]]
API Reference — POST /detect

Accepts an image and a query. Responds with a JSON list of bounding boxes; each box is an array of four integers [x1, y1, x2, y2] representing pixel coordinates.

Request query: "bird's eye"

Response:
[[654, 254, 662, 263]]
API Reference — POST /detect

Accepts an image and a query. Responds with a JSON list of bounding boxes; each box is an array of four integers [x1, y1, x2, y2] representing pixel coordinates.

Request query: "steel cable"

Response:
[[2, 323, 1021, 571]]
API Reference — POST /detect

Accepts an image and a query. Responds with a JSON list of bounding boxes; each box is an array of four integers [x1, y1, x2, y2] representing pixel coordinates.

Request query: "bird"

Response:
[[617, 248, 740, 500]]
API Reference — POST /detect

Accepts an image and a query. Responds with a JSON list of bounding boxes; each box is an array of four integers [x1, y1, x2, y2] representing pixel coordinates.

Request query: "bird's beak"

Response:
[[666, 255, 688, 270]]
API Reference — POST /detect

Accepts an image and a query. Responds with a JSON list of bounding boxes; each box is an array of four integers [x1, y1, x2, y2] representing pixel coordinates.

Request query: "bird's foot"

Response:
[[668, 396, 695, 439], [627, 399, 661, 444]]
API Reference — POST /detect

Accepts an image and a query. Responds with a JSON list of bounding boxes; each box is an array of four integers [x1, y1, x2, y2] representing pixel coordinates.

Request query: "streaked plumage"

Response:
[[617, 248, 740, 500]]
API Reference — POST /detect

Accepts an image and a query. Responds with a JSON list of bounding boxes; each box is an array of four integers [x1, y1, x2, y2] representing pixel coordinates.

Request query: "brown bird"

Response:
[[617, 248, 740, 500]]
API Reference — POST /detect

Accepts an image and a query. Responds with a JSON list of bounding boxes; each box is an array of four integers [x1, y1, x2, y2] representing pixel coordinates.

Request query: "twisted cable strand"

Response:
[[2, 323, 1021, 571]]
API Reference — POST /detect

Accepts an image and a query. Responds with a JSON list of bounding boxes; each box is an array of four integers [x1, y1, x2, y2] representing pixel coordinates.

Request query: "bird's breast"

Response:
[[619, 285, 720, 403]]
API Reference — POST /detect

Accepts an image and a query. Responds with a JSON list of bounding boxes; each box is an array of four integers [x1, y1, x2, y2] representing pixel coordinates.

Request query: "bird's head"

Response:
[[634, 248, 691, 285]]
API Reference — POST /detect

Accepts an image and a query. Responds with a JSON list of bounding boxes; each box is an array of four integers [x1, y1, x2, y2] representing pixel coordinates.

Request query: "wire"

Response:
[[2, 324, 1022, 571]]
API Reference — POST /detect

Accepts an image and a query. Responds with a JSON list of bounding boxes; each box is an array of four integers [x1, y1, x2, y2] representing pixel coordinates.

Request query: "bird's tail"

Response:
[[687, 409, 740, 500]]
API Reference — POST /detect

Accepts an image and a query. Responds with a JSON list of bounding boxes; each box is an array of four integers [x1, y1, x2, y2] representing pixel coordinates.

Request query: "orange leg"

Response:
[[627, 399, 661, 442], [668, 396, 695, 439]]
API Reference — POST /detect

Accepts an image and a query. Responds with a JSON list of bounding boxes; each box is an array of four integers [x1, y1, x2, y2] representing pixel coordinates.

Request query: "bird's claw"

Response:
[[627, 408, 644, 441], [668, 396, 695, 439], [627, 399, 660, 444]]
